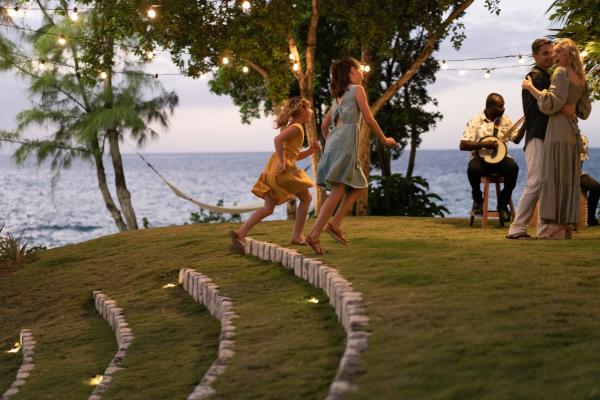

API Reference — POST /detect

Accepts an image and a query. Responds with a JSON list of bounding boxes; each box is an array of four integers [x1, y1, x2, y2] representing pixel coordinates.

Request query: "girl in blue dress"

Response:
[[306, 57, 397, 254]]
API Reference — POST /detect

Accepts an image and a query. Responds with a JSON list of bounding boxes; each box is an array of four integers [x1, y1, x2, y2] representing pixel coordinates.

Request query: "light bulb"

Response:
[[518, 54, 525, 64], [58, 35, 67, 46], [581, 50, 588, 58], [292, 63, 299, 71], [441, 60, 448, 70], [7, 7, 19, 17], [146, 50, 154, 60], [459, 69, 466, 76], [242, 66, 249, 73], [147, 8, 157, 19], [222, 56, 229, 65], [241, 1, 251, 11], [99, 71, 108, 80], [484, 70, 490, 79], [38, 60, 47, 71], [199, 73, 207, 80], [364, 65, 371, 73], [70, 7, 79, 21], [289, 53, 295, 61]]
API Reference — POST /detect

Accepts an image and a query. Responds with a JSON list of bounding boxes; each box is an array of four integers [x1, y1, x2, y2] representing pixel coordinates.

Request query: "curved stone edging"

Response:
[[1, 329, 36, 400], [178, 268, 238, 400], [245, 238, 369, 400], [89, 291, 134, 400]]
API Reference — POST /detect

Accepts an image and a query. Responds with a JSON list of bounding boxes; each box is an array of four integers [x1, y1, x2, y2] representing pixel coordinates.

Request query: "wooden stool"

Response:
[[470, 175, 515, 228], [529, 192, 588, 228]]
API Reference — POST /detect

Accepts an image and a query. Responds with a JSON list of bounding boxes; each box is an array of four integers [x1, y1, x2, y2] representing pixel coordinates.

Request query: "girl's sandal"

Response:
[[230, 230, 247, 255], [305, 236, 324, 255], [290, 240, 308, 246], [325, 223, 348, 245]]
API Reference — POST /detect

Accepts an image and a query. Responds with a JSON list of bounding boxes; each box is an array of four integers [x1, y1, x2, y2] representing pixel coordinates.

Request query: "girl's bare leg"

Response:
[[307, 183, 346, 241], [330, 187, 366, 229], [292, 189, 312, 242], [235, 194, 276, 240]]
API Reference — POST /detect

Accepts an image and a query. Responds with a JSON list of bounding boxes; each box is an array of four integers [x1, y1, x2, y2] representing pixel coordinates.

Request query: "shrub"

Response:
[[190, 200, 242, 224], [368, 174, 448, 217]]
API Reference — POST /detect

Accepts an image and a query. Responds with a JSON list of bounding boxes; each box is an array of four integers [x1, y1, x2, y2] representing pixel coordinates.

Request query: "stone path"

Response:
[[1, 329, 35, 400], [245, 238, 370, 400], [179, 268, 238, 400]]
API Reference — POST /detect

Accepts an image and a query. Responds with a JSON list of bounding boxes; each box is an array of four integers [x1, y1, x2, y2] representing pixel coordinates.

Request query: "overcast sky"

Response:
[[0, 0, 598, 154]]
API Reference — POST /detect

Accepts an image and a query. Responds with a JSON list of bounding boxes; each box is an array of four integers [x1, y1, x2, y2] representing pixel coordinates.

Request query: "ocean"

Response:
[[2, 149, 600, 248]]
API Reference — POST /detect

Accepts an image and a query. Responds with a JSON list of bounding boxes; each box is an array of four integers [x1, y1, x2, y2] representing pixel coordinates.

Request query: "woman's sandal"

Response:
[[305, 236, 324, 255], [324, 223, 348, 245], [230, 230, 247, 255], [290, 239, 308, 246]]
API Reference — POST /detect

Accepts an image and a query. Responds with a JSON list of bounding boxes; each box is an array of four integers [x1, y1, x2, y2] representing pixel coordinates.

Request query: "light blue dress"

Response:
[[317, 85, 368, 189]]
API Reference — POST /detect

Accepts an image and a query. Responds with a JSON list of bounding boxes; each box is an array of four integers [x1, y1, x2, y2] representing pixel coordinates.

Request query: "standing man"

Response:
[[460, 93, 519, 223], [506, 38, 553, 239]]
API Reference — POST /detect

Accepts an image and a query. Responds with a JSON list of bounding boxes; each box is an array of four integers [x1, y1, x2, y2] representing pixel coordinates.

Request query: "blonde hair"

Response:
[[274, 96, 311, 128], [554, 38, 586, 80]]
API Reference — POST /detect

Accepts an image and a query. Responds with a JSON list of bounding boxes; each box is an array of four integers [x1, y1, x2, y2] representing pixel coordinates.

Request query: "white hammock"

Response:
[[135, 150, 264, 214]]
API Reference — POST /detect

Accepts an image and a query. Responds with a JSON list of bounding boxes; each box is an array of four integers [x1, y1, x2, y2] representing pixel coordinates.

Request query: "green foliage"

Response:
[[368, 174, 448, 217], [548, 0, 600, 99], [0, 223, 46, 264], [189, 200, 242, 224]]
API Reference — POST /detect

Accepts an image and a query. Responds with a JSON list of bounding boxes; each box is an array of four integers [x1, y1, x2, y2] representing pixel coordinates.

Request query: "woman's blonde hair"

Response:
[[554, 38, 586, 80], [274, 96, 311, 128]]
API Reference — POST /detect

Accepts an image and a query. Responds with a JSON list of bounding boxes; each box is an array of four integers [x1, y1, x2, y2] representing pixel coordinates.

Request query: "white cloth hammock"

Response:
[[135, 150, 264, 214]]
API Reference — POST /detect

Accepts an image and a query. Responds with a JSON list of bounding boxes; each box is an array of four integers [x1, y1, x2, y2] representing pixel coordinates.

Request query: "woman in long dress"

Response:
[[522, 38, 592, 239]]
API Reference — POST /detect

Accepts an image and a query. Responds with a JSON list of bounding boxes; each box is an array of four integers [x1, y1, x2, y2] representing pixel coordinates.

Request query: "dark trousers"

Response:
[[467, 157, 519, 210], [581, 173, 600, 223]]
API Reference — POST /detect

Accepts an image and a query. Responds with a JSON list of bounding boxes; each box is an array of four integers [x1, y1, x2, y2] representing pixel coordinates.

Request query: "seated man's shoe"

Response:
[[499, 209, 512, 223], [471, 201, 483, 215]]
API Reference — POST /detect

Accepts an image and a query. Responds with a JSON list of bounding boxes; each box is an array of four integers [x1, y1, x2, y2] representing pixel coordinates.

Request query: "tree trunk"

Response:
[[107, 129, 138, 229], [355, 0, 475, 215], [92, 140, 128, 231], [286, 198, 297, 220], [288, 0, 326, 213], [405, 86, 418, 178]]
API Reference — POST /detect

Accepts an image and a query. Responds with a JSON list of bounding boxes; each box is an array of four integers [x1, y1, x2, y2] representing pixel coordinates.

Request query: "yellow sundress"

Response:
[[252, 123, 313, 205]]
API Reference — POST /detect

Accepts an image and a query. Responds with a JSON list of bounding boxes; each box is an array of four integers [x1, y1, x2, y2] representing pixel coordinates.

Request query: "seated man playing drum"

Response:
[[459, 93, 520, 222]]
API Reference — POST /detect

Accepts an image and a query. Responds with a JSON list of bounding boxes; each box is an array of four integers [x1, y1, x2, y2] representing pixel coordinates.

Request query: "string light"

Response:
[[484, 69, 490, 79], [292, 63, 299, 71], [7, 6, 21, 17], [581, 50, 588, 58], [99, 71, 108, 80], [289, 53, 295, 61], [242, 66, 249, 73], [459, 69, 466, 76], [146, 50, 154, 60], [199, 73, 207, 80], [38, 59, 47, 71], [147, 7, 157, 19], [364, 65, 371, 73], [69, 7, 79, 22], [518, 54, 525, 64], [222, 56, 229, 65], [241, 1, 251, 11], [441, 60, 448, 70], [58, 35, 67, 46]]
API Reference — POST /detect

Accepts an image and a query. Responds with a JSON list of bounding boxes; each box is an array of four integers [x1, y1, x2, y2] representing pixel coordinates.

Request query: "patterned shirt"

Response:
[[461, 112, 515, 158]]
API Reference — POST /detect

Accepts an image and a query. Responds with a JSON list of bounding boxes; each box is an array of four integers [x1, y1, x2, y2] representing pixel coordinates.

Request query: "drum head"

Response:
[[478, 136, 507, 164]]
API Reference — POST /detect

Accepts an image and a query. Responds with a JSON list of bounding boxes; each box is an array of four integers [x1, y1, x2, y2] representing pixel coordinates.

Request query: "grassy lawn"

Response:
[[2, 217, 600, 399]]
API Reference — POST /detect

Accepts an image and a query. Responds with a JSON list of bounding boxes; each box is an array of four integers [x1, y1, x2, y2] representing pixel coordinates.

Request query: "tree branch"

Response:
[[0, 137, 90, 153], [371, 0, 475, 115]]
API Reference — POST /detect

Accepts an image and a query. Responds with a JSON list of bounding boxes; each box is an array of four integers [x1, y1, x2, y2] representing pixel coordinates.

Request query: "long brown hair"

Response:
[[274, 96, 311, 129], [329, 57, 361, 98]]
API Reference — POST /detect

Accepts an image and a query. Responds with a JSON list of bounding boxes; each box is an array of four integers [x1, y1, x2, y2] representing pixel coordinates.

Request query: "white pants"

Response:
[[508, 138, 548, 236]]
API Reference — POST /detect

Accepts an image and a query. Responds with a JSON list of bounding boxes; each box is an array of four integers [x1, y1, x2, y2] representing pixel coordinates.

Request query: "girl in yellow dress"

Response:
[[231, 97, 321, 253]]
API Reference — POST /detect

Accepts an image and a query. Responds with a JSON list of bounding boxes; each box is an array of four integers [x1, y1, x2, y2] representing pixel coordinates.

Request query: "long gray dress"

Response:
[[538, 67, 592, 229], [317, 85, 368, 189]]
